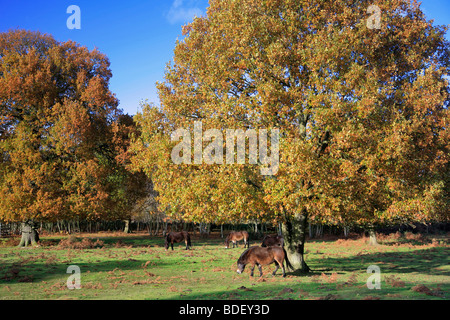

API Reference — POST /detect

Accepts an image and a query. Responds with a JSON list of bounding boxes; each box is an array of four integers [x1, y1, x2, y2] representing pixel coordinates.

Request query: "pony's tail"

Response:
[[283, 248, 295, 272], [164, 234, 169, 249], [187, 234, 192, 248]]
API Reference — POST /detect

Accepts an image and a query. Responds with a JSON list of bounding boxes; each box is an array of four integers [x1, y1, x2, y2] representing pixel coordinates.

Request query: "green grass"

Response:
[[0, 231, 448, 300]]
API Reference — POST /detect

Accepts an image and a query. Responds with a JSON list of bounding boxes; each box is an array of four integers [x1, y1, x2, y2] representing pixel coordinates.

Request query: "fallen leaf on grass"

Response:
[[168, 285, 178, 292], [237, 286, 254, 291], [298, 289, 309, 298], [277, 287, 294, 296], [133, 280, 151, 285], [315, 294, 341, 300], [18, 275, 33, 283], [385, 275, 405, 288], [411, 285, 444, 297], [142, 261, 156, 268], [363, 295, 381, 300], [83, 282, 104, 290]]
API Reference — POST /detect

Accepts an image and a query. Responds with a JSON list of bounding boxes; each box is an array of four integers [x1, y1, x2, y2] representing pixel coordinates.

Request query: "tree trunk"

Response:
[[123, 219, 131, 234], [18, 221, 40, 247], [155, 218, 160, 236], [150, 219, 154, 236], [153, 217, 158, 235], [163, 222, 168, 237], [343, 225, 349, 238], [367, 227, 378, 246], [282, 208, 310, 273], [315, 224, 323, 238]]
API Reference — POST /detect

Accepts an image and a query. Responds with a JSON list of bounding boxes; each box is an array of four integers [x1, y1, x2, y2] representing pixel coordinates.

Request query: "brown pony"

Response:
[[225, 231, 249, 249], [236, 246, 286, 277], [164, 231, 192, 250], [261, 234, 284, 247]]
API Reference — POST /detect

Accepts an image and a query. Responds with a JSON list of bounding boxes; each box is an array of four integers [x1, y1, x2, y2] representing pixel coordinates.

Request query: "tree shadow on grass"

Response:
[[0, 250, 172, 284], [308, 246, 449, 276], [168, 282, 322, 300], [1, 236, 448, 300], [162, 246, 449, 301], [60, 233, 228, 248]]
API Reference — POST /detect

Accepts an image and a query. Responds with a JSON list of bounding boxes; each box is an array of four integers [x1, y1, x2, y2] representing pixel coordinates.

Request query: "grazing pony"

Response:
[[236, 246, 286, 277], [225, 231, 249, 249], [164, 231, 192, 250], [261, 234, 284, 247]]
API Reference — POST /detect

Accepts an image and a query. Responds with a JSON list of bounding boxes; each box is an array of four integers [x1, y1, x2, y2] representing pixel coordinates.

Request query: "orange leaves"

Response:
[[0, 30, 144, 223], [130, 0, 449, 228], [50, 100, 90, 154]]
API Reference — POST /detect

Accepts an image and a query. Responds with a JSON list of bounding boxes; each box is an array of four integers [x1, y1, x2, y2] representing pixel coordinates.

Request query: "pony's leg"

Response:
[[250, 264, 255, 277], [275, 259, 286, 277], [258, 264, 263, 277], [272, 262, 280, 276], [171, 242, 174, 251]]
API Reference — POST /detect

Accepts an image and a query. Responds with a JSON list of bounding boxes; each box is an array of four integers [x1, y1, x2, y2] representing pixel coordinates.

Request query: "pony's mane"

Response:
[[237, 247, 253, 263]]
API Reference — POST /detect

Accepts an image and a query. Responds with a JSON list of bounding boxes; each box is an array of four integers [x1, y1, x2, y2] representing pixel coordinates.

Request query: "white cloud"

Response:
[[166, 0, 203, 24]]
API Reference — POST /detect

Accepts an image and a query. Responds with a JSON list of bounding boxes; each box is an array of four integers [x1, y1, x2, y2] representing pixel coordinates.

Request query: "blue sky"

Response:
[[0, 0, 448, 116]]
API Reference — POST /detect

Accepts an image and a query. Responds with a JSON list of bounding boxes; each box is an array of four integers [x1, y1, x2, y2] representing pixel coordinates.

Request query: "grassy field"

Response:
[[0, 231, 448, 300]]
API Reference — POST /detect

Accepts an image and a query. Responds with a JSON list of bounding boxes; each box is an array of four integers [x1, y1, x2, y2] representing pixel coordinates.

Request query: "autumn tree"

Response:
[[131, 0, 449, 271], [0, 29, 146, 245]]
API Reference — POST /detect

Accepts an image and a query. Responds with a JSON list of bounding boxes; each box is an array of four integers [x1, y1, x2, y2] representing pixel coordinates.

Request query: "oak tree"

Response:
[[0, 30, 145, 245], [132, 0, 449, 271]]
